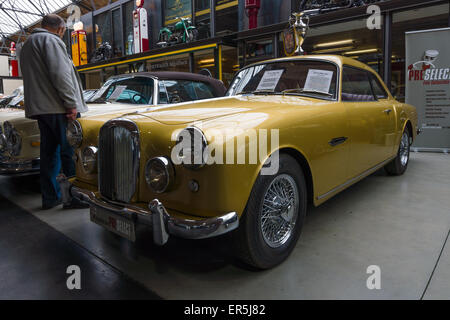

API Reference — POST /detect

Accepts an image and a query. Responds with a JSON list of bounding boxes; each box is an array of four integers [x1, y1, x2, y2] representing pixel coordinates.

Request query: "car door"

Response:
[[368, 72, 398, 159], [342, 66, 390, 179]]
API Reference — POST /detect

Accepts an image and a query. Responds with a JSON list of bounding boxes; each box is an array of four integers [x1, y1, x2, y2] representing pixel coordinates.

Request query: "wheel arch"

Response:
[[403, 120, 413, 143], [279, 147, 314, 206]]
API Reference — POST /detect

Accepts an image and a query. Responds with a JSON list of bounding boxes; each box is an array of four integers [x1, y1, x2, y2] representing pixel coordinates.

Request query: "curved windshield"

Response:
[[83, 90, 98, 103], [227, 60, 338, 100], [90, 77, 154, 104]]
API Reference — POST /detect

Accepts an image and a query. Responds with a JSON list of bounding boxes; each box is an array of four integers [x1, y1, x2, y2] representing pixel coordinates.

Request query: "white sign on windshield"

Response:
[[256, 70, 285, 91], [304, 69, 334, 94], [107, 85, 128, 101]]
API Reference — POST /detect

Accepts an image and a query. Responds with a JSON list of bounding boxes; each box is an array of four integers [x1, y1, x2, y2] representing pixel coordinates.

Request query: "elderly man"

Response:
[[20, 14, 89, 210]]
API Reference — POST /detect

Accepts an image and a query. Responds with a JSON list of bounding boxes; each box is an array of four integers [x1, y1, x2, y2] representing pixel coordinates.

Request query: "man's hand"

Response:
[[66, 108, 77, 121]]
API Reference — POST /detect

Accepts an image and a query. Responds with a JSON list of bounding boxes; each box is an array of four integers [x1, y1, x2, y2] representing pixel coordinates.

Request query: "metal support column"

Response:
[[191, 0, 196, 26], [210, 0, 216, 38], [274, 33, 279, 58], [383, 11, 392, 93], [189, 52, 195, 73]]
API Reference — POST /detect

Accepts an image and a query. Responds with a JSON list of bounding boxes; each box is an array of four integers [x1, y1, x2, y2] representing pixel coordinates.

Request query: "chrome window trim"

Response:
[[153, 78, 160, 105]]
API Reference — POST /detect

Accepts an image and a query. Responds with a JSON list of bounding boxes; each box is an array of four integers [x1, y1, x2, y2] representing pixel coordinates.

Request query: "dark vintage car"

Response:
[[0, 72, 226, 175]]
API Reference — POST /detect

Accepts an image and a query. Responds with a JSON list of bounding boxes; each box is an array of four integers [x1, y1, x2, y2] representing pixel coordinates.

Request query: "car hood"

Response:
[[120, 95, 321, 125], [1, 103, 157, 126], [0, 108, 26, 123]]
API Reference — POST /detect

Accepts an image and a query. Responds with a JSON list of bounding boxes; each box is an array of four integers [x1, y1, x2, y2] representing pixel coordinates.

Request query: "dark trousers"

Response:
[[36, 114, 75, 207]]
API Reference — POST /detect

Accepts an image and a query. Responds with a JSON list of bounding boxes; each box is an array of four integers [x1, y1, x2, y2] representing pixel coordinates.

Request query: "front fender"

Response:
[[8, 118, 41, 161]]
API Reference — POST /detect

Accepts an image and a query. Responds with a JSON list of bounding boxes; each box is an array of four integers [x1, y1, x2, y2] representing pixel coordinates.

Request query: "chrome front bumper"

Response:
[[61, 179, 239, 246], [0, 158, 40, 176]]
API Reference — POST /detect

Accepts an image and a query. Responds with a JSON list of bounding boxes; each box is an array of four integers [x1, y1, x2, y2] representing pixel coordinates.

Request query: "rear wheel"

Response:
[[385, 129, 410, 175], [233, 154, 307, 269], [186, 29, 198, 43]]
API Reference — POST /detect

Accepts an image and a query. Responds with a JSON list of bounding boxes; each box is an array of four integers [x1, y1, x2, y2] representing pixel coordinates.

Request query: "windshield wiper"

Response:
[[281, 88, 333, 97]]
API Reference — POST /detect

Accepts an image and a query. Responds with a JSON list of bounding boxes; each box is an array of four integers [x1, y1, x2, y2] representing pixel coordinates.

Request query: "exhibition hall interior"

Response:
[[0, 0, 449, 303]]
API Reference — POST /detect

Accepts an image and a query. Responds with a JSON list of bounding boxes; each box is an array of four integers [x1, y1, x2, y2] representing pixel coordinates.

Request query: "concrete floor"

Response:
[[0, 152, 449, 299]]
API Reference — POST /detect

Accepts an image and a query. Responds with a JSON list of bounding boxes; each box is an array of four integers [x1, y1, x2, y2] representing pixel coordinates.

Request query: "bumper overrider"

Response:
[[59, 178, 239, 246]]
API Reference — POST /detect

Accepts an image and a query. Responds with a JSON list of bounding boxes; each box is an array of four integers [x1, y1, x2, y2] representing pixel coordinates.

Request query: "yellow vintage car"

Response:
[[62, 55, 418, 269]]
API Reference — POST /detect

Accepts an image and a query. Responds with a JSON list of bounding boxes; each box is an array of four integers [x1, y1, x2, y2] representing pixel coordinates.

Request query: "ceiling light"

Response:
[[313, 46, 354, 54], [314, 39, 355, 49], [198, 58, 215, 64], [344, 48, 379, 55]]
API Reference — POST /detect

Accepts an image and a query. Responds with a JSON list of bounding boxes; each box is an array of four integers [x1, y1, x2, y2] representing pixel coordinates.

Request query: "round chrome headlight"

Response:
[[67, 120, 83, 148], [81, 146, 98, 174], [175, 127, 208, 170], [145, 157, 175, 193], [3, 121, 22, 157]]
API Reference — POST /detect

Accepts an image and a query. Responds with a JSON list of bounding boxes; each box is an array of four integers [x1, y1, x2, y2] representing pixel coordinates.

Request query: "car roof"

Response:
[[108, 71, 227, 96], [109, 71, 217, 82], [244, 55, 377, 73]]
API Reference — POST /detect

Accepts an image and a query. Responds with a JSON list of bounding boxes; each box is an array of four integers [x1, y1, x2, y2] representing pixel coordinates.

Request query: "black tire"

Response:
[[187, 29, 198, 43], [385, 128, 410, 176], [232, 154, 307, 270], [160, 32, 169, 44]]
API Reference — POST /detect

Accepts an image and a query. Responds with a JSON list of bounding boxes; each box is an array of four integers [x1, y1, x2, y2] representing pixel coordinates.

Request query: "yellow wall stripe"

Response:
[[165, 1, 239, 23], [195, 0, 239, 17]]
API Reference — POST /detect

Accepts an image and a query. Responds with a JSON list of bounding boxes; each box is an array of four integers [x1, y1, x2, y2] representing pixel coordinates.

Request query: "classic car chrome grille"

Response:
[[98, 119, 140, 203]]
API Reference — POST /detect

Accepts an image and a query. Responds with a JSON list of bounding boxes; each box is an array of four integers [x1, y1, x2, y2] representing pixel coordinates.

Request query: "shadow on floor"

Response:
[[0, 195, 160, 300]]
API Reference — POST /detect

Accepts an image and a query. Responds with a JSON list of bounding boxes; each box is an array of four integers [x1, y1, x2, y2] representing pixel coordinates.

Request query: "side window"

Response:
[[191, 81, 215, 100], [163, 80, 192, 103], [342, 67, 376, 102], [369, 73, 389, 99], [161, 80, 216, 103]]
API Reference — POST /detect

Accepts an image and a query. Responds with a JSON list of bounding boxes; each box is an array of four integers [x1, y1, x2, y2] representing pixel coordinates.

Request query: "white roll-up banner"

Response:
[[406, 27, 450, 152]]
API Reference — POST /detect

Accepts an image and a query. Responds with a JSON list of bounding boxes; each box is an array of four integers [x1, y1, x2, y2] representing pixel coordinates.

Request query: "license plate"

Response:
[[90, 205, 136, 242]]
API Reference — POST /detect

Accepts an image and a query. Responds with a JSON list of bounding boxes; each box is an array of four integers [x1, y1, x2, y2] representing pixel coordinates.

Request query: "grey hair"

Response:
[[41, 14, 66, 30]]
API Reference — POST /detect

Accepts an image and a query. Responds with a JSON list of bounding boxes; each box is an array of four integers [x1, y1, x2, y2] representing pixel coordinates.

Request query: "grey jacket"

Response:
[[20, 28, 88, 119]]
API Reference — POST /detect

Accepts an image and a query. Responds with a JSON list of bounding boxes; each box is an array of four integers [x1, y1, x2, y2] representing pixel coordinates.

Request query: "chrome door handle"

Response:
[[329, 137, 348, 147], [384, 109, 392, 115]]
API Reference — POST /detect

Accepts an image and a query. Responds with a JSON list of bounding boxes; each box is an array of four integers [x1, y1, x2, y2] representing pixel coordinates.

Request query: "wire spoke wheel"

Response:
[[260, 174, 299, 248], [399, 132, 409, 167]]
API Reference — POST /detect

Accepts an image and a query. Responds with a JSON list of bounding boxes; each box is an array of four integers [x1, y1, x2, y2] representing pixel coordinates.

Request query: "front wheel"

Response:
[[385, 129, 410, 175], [232, 154, 307, 269]]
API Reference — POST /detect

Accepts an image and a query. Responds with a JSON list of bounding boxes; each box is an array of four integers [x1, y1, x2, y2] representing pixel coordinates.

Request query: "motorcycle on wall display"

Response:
[[157, 17, 198, 47]]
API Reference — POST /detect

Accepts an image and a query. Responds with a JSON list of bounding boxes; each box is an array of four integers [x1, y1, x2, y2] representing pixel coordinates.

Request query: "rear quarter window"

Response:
[[369, 73, 389, 99], [342, 66, 376, 102]]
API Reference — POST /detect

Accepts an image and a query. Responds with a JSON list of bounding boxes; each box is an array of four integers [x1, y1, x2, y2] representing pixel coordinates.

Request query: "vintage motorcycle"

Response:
[[90, 42, 113, 64], [157, 17, 198, 47], [299, 0, 383, 12]]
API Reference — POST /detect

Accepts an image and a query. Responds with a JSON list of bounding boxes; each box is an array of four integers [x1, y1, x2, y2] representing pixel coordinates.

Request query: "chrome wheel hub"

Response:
[[399, 132, 409, 167], [260, 174, 299, 248]]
